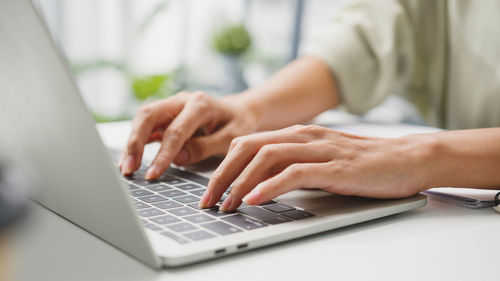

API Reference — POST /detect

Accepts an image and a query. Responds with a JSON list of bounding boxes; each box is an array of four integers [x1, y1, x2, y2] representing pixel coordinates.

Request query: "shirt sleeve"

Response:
[[302, 0, 416, 115]]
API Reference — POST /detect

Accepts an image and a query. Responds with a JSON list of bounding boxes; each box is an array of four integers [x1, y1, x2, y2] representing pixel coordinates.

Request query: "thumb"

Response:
[[172, 127, 234, 166]]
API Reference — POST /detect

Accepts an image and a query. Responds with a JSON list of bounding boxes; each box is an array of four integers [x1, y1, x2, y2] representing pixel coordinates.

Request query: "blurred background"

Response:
[[32, 0, 344, 122], [33, 0, 423, 124]]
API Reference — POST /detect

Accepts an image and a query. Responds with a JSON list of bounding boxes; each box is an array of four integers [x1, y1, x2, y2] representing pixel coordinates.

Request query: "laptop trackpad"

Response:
[[276, 189, 415, 216]]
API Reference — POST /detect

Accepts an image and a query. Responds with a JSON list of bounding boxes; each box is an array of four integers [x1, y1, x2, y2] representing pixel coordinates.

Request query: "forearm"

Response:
[[413, 128, 500, 190], [225, 56, 339, 131]]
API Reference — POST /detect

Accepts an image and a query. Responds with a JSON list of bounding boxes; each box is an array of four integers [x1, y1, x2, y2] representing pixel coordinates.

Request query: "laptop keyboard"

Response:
[[109, 150, 315, 244]]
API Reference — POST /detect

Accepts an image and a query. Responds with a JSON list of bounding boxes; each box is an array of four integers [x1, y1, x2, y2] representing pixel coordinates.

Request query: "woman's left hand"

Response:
[[199, 124, 430, 212]]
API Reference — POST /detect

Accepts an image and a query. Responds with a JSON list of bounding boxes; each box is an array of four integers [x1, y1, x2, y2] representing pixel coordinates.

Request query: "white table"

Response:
[[15, 121, 500, 281]]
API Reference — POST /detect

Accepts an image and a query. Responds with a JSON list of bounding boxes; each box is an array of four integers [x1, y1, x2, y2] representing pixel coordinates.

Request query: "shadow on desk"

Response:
[[17, 200, 430, 281]]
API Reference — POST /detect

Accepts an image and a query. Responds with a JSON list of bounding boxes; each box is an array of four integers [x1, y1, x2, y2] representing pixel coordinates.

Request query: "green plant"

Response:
[[132, 73, 176, 101], [213, 24, 251, 55]]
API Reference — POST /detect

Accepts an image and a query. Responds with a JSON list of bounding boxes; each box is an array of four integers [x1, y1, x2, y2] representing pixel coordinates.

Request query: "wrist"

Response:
[[400, 133, 444, 192]]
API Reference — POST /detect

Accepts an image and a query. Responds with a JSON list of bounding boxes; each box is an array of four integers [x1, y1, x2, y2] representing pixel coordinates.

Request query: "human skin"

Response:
[[119, 56, 500, 212]]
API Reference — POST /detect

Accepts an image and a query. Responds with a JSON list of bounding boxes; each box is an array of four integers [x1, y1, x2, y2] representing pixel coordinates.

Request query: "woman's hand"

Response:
[[119, 91, 261, 179], [200, 125, 430, 212]]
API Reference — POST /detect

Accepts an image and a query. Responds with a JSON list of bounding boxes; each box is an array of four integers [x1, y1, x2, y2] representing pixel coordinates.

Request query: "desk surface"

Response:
[[15, 121, 500, 281]]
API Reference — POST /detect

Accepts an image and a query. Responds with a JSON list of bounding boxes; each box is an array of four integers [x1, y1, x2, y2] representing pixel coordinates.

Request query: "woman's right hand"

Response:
[[119, 91, 261, 180]]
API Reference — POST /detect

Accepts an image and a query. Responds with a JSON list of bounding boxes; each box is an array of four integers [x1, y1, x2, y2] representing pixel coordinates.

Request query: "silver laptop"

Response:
[[0, 0, 427, 268]]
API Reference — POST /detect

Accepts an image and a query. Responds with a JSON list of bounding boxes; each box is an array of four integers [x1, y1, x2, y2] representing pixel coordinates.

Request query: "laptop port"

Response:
[[236, 243, 248, 250], [214, 249, 226, 255]]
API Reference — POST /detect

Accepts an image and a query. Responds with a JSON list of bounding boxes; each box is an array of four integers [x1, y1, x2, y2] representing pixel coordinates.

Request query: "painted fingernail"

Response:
[[122, 156, 135, 175], [219, 194, 233, 212], [145, 164, 160, 180], [242, 189, 261, 205], [173, 149, 189, 165], [199, 190, 211, 208]]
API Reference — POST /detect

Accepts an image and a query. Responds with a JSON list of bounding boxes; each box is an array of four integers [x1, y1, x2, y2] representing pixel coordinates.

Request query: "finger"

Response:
[[145, 93, 214, 179], [219, 142, 333, 211], [173, 126, 234, 166], [203, 128, 310, 208], [120, 95, 187, 175], [242, 163, 331, 205]]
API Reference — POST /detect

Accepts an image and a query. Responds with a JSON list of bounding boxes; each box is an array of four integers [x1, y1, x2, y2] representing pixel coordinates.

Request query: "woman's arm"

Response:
[[420, 128, 500, 189], [235, 56, 339, 131]]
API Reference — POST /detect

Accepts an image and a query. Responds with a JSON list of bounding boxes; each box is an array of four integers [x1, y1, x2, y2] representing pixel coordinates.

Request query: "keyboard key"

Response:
[[157, 174, 176, 181], [161, 231, 189, 244], [168, 207, 198, 217], [128, 184, 140, 190], [183, 230, 215, 241], [150, 215, 181, 225], [188, 189, 206, 197], [134, 201, 150, 210], [130, 189, 153, 197], [238, 206, 292, 224], [204, 206, 234, 217], [132, 178, 159, 186], [145, 184, 172, 192], [222, 214, 267, 230], [184, 214, 215, 224], [173, 195, 200, 204], [167, 167, 209, 186], [259, 200, 276, 206], [137, 208, 165, 217], [176, 183, 203, 191], [282, 209, 315, 220], [186, 203, 203, 210], [161, 178, 187, 185], [263, 203, 295, 213], [144, 223, 163, 232], [159, 189, 187, 198], [166, 222, 198, 233], [138, 194, 168, 203], [152, 201, 182, 210], [201, 221, 242, 235]]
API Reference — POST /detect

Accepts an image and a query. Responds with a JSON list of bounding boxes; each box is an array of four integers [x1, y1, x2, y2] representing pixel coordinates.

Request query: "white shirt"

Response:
[[304, 0, 500, 129]]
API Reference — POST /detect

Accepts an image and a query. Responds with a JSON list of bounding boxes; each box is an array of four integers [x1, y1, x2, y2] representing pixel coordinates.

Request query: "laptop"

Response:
[[0, 0, 427, 268]]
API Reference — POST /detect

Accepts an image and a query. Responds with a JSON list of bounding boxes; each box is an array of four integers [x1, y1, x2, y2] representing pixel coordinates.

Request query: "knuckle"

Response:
[[288, 124, 305, 131], [258, 144, 277, 159], [138, 104, 155, 116], [154, 150, 172, 166], [235, 137, 256, 152], [230, 136, 242, 147], [190, 91, 210, 103], [230, 136, 246, 150], [176, 91, 190, 98], [210, 169, 224, 184], [166, 126, 184, 140], [127, 136, 142, 151], [286, 163, 304, 177], [265, 180, 279, 191], [298, 124, 324, 136]]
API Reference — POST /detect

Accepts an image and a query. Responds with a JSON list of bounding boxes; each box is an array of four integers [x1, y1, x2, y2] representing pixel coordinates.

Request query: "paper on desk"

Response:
[[424, 188, 500, 208]]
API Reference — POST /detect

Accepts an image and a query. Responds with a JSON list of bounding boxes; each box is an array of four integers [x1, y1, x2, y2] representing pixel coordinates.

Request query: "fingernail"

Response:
[[199, 190, 211, 208], [242, 189, 261, 205], [219, 194, 233, 212], [145, 164, 160, 180], [173, 149, 189, 165], [122, 156, 135, 175]]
